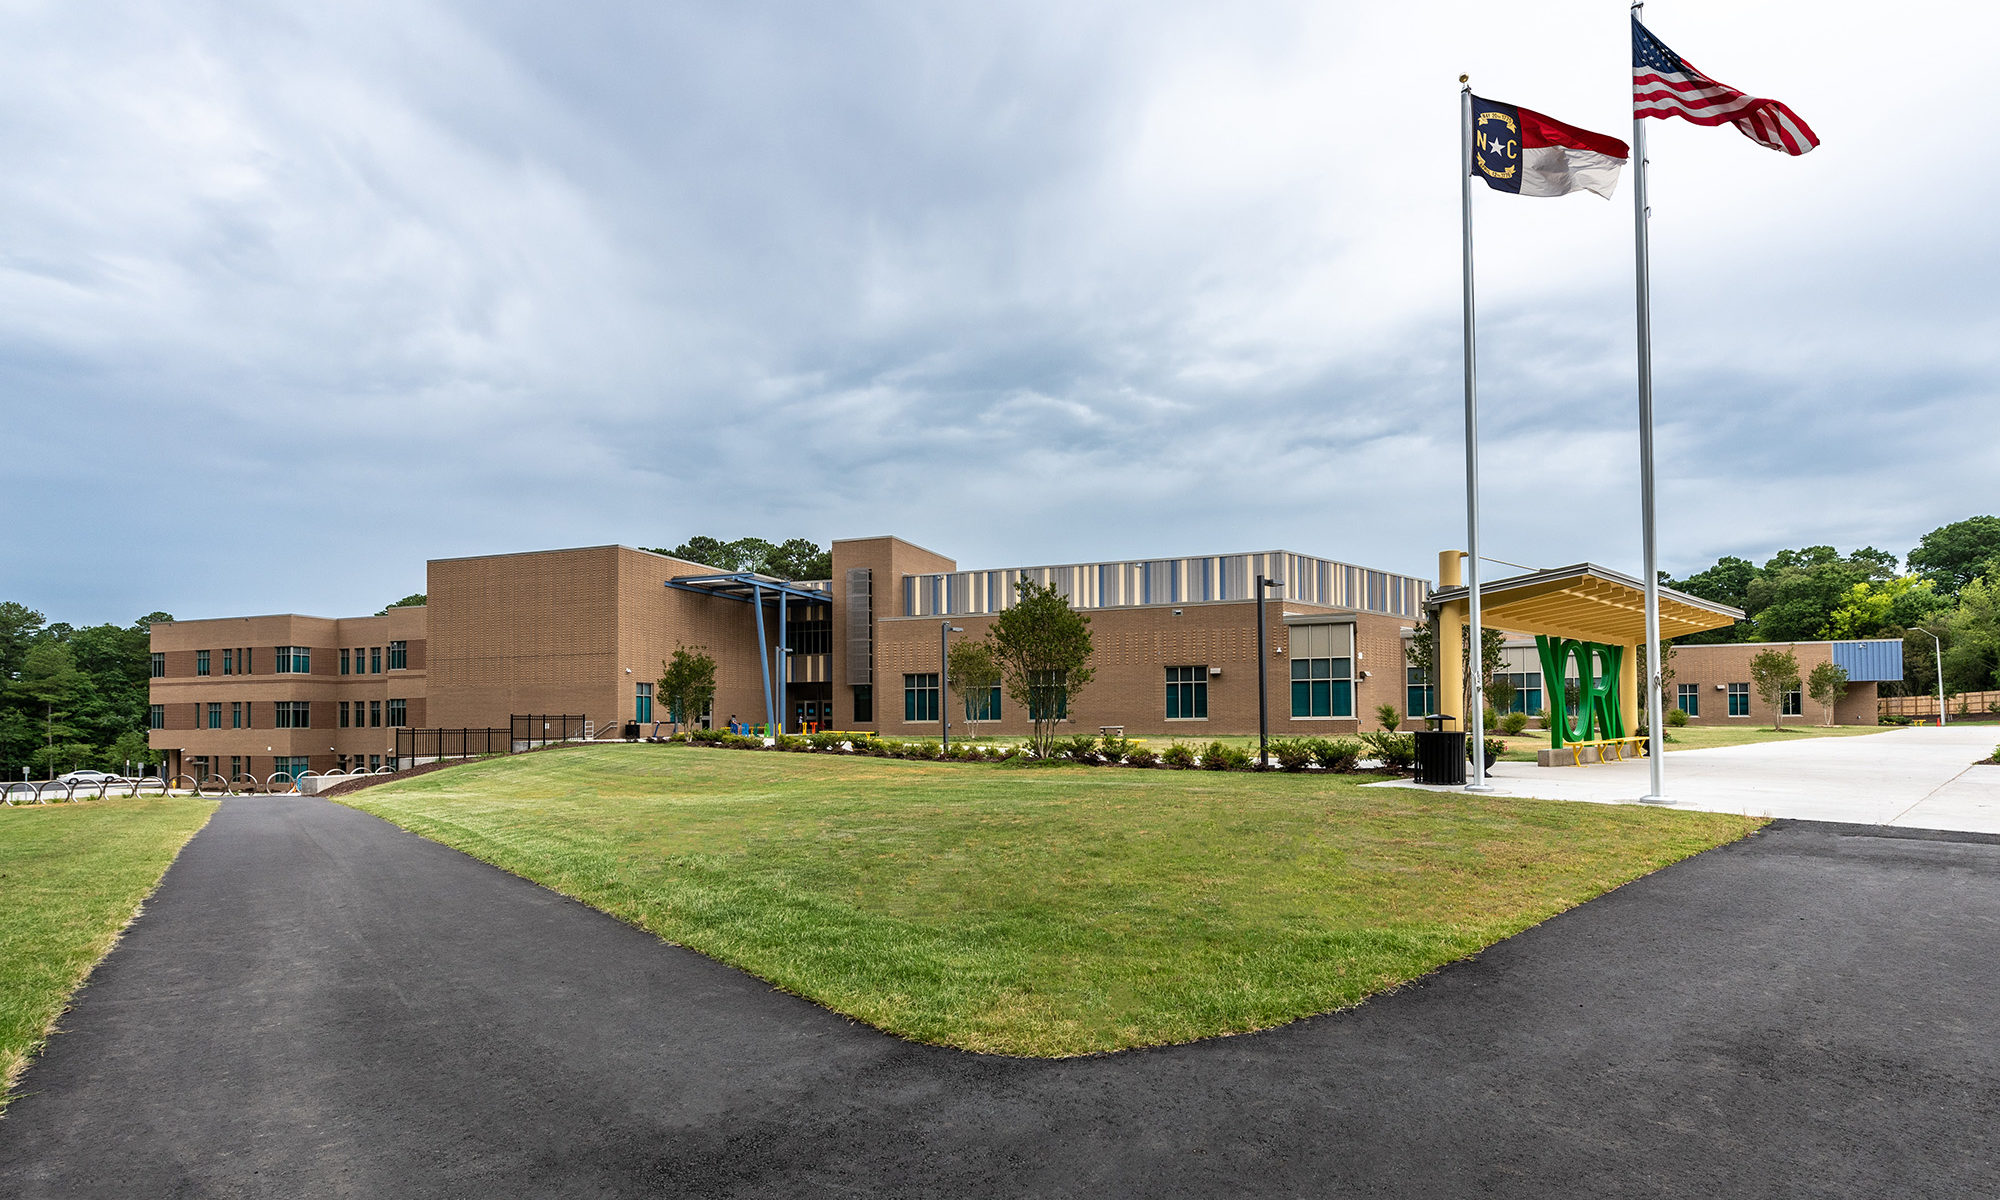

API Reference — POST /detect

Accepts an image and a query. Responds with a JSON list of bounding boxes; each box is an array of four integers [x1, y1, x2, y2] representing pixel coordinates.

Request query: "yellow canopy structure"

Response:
[[1427, 554, 1743, 735]]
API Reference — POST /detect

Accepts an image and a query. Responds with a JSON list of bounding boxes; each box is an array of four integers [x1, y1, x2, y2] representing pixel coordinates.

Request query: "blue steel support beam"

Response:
[[750, 581, 775, 734], [777, 592, 788, 734]]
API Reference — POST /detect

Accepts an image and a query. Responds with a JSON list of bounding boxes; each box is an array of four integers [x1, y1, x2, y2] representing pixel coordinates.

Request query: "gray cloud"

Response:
[[2, 1, 1994, 624]]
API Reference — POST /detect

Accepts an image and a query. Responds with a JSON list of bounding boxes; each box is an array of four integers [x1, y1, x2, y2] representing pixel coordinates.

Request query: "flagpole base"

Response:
[[1639, 793, 1671, 805], [1464, 784, 1499, 794]]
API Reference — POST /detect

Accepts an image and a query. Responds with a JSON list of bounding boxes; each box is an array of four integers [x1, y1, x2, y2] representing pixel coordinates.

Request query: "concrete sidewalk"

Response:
[[1375, 724, 2000, 832]]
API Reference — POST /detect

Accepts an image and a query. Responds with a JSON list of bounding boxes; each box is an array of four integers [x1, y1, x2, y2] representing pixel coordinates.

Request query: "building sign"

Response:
[[1536, 636, 1625, 748]]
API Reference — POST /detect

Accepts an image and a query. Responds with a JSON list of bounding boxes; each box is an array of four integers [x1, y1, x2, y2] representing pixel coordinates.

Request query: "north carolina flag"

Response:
[[1471, 97, 1630, 200]]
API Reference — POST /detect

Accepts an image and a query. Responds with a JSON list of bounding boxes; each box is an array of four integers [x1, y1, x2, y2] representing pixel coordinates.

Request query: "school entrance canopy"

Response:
[[1426, 556, 1744, 735], [663, 572, 829, 734]]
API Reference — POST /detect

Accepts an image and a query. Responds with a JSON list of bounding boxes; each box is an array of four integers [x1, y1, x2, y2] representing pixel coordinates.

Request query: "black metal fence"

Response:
[[511, 714, 591, 748], [396, 727, 510, 762]]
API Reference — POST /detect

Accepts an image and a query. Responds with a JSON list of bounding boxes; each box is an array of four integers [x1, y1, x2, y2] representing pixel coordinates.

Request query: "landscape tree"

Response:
[[657, 646, 718, 734], [1907, 516, 2000, 598], [946, 639, 1001, 736], [1806, 660, 1849, 725], [1405, 617, 1504, 718], [988, 579, 1094, 759], [653, 536, 832, 580], [1748, 647, 1802, 732], [1941, 574, 2000, 696], [1822, 575, 1946, 641], [378, 593, 427, 613]]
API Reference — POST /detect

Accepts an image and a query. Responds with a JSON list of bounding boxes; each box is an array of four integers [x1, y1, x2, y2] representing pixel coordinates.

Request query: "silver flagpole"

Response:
[[1460, 79, 1492, 793], [1633, 2, 1666, 802]]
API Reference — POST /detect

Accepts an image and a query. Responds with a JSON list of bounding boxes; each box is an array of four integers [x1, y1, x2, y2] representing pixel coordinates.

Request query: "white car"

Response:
[[55, 770, 123, 786]]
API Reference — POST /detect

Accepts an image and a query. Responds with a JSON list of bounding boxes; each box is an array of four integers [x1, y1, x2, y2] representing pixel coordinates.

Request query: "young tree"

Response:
[[946, 639, 1001, 736], [1749, 647, 1802, 732], [1806, 660, 1850, 725], [1405, 617, 1505, 716], [657, 646, 718, 734], [988, 579, 1094, 759]]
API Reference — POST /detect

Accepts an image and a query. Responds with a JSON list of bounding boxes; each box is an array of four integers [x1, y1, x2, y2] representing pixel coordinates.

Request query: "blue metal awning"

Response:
[[663, 573, 828, 734], [1832, 639, 1903, 682]]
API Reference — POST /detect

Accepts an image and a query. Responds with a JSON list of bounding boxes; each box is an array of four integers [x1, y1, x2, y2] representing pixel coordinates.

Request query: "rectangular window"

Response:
[[903, 673, 939, 723], [1165, 666, 1208, 719], [1406, 667, 1435, 719], [231, 701, 243, 729], [230, 756, 242, 782], [1027, 670, 1068, 721], [339, 701, 351, 728], [853, 685, 873, 724], [272, 756, 310, 782], [633, 684, 652, 724], [148, 704, 165, 730], [1727, 683, 1751, 717], [1290, 658, 1355, 718], [150, 652, 165, 678], [222, 649, 233, 676], [369, 700, 382, 728], [1677, 684, 1700, 717], [1498, 671, 1543, 716], [388, 641, 407, 670], [275, 646, 310, 674], [388, 698, 407, 726], [965, 685, 1001, 722], [206, 702, 222, 729], [340, 649, 350, 675], [273, 700, 311, 729], [370, 647, 382, 674], [784, 623, 832, 656], [196, 650, 210, 676], [242, 648, 252, 674], [369, 754, 381, 772], [1782, 689, 1802, 716]]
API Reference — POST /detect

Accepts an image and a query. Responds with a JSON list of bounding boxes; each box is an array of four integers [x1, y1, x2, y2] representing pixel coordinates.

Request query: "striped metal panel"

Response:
[[1831, 639, 1903, 683], [900, 551, 1429, 619]]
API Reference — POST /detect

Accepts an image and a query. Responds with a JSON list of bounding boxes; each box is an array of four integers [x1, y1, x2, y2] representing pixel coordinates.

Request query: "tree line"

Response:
[[1, 603, 171, 780], [1667, 515, 2000, 698]]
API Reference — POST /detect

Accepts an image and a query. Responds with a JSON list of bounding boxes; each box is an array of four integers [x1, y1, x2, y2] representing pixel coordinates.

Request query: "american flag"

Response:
[[1633, 16, 1818, 155]]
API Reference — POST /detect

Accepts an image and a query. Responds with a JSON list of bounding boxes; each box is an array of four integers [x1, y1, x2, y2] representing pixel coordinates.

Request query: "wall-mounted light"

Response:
[[1208, 666, 1222, 676], [1173, 609, 1183, 616]]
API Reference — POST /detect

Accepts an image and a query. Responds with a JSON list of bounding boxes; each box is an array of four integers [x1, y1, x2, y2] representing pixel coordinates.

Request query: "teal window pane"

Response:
[[1291, 680, 1311, 716], [1330, 681, 1353, 717]]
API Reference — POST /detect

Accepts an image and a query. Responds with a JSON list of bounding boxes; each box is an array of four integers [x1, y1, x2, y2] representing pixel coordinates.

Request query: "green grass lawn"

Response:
[[1493, 723, 1889, 762], [0, 796, 216, 1108], [346, 745, 1760, 1057]]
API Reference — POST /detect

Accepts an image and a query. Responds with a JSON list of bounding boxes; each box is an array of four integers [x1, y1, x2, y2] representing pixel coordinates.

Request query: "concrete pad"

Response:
[[1377, 725, 2000, 834]]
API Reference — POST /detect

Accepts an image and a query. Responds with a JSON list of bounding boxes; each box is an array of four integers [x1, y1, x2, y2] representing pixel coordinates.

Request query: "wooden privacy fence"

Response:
[[1878, 689, 2000, 719]]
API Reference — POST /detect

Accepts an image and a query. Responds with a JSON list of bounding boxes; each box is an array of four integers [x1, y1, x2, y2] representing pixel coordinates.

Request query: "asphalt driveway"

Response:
[[2, 797, 1996, 1198]]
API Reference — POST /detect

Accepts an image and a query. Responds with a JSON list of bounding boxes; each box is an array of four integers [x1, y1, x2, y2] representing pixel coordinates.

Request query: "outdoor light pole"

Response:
[[1923, 628, 1946, 726], [1256, 574, 1285, 768], [940, 621, 963, 752]]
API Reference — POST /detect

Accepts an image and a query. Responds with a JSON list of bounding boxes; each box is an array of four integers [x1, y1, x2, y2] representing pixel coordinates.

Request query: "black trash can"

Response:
[[1414, 729, 1467, 785], [622, 721, 641, 740]]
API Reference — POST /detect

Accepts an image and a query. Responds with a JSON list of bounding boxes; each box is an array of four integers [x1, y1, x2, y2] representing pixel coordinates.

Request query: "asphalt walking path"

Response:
[[4, 798, 1998, 1198]]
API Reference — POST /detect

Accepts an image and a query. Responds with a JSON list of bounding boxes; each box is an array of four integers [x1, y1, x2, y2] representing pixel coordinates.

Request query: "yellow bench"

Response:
[[1552, 736, 1650, 767]]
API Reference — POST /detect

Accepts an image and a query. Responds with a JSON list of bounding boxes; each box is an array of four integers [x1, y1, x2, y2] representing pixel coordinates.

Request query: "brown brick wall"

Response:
[[871, 600, 1409, 739], [829, 536, 959, 731], [1668, 642, 1879, 726]]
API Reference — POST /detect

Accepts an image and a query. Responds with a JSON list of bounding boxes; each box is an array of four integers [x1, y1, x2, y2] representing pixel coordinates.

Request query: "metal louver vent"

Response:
[[845, 568, 872, 685]]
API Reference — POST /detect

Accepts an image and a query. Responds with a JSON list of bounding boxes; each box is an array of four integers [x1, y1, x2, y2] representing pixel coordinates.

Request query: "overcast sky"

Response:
[[5, 1, 1994, 625]]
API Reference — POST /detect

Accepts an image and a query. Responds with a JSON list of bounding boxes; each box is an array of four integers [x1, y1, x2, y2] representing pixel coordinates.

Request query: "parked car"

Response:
[[55, 770, 123, 786]]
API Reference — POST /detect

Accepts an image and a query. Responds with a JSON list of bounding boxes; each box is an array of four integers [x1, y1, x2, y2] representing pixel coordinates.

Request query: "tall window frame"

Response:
[[276, 646, 310, 674], [1727, 683, 1751, 717], [903, 673, 939, 723], [1165, 666, 1208, 720], [196, 650, 210, 676], [388, 641, 407, 670], [1676, 684, 1700, 717]]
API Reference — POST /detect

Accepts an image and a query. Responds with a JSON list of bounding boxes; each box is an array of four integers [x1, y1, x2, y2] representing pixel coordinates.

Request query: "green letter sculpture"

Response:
[[1536, 636, 1624, 749]]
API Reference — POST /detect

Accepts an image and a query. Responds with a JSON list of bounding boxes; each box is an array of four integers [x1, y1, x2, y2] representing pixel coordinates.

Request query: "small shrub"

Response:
[[1162, 742, 1198, 769], [806, 732, 843, 751], [1482, 705, 1500, 729], [1500, 711, 1530, 736], [1359, 730, 1416, 771], [1053, 734, 1097, 763], [1124, 746, 1159, 767], [1879, 714, 1913, 726], [1271, 739, 1314, 772], [1202, 741, 1250, 770], [865, 738, 896, 757], [1098, 735, 1138, 763], [1665, 707, 1689, 728], [1375, 703, 1402, 731], [906, 740, 942, 761], [1312, 737, 1363, 772]]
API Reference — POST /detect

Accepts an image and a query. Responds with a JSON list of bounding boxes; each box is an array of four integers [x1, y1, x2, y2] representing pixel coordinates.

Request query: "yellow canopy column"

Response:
[[1435, 551, 1466, 728]]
